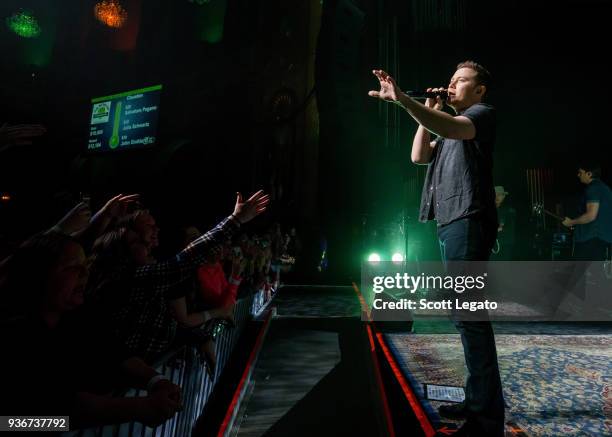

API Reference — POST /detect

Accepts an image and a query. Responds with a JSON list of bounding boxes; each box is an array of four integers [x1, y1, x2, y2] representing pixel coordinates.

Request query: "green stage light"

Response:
[[368, 253, 381, 263], [193, 0, 226, 43], [392, 253, 404, 263], [6, 11, 41, 38]]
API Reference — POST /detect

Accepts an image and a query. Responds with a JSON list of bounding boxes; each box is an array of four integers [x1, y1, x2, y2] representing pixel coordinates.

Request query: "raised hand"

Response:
[[232, 190, 270, 224], [368, 70, 403, 103], [99, 193, 140, 220]]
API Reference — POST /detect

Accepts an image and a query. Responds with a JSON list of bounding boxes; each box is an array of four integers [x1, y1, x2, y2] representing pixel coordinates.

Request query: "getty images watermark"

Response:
[[371, 272, 497, 312], [361, 261, 612, 322]]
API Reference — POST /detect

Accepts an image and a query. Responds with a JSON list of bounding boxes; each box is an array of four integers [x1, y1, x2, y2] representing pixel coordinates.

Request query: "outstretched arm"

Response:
[[49, 202, 91, 236], [368, 70, 475, 140], [134, 190, 270, 288], [76, 194, 140, 253]]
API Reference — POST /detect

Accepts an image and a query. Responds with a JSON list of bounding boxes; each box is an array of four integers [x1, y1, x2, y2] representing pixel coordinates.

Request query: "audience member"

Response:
[[88, 191, 269, 362], [0, 232, 182, 428]]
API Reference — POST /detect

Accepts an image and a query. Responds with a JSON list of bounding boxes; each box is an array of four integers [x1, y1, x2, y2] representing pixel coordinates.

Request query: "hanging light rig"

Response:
[[94, 0, 128, 28]]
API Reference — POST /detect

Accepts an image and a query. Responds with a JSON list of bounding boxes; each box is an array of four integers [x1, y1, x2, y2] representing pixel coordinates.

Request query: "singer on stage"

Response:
[[369, 61, 504, 437]]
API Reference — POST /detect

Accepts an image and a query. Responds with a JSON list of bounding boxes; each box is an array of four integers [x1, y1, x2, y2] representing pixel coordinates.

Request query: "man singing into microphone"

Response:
[[369, 61, 504, 436]]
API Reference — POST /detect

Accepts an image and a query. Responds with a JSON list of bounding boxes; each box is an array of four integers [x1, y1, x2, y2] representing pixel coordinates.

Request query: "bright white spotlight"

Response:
[[392, 253, 404, 263], [368, 253, 381, 263]]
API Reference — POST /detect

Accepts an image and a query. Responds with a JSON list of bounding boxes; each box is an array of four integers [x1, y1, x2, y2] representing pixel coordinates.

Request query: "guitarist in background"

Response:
[[562, 164, 612, 261]]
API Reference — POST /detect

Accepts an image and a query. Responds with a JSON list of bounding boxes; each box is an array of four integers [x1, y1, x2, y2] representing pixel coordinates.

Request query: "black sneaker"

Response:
[[438, 402, 468, 419]]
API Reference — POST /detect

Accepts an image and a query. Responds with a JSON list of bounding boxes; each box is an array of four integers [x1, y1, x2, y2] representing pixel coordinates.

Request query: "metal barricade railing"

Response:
[[251, 283, 278, 318], [63, 293, 258, 437]]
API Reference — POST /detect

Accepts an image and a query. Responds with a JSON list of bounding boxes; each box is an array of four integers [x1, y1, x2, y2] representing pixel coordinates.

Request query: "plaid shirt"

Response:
[[113, 216, 239, 361]]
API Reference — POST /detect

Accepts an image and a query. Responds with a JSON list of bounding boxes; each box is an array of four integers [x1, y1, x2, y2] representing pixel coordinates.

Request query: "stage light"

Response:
[[368, 253, 381, 263], [6, 11, 41, 38], [192, 0, 227, 43], [94, 0, 128, 28], [392, 253, 404, 263]]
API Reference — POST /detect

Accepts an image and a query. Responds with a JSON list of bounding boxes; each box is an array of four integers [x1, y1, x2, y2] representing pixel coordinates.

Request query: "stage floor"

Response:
[[386, 325, 612, 436]]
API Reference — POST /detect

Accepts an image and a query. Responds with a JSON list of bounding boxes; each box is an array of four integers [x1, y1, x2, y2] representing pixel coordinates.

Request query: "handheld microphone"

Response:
[[405, 90, 448, 100]]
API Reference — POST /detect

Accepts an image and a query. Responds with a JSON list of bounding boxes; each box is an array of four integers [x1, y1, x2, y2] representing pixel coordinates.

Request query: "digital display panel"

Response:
[[88, 84, 162, 152]]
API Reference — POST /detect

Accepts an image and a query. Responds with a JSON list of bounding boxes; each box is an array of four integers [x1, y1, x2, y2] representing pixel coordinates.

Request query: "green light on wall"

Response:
[[6, 11, 41, 38], [193, 0, 227, 43]]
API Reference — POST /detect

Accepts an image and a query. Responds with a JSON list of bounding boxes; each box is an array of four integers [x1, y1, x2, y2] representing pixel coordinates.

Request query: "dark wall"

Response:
[[0, 0, 288, 235], [1, 0, 610, 267]]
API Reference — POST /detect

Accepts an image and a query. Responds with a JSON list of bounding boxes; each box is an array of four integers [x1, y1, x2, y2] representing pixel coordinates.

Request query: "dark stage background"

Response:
[[1, 0, 610, 279]]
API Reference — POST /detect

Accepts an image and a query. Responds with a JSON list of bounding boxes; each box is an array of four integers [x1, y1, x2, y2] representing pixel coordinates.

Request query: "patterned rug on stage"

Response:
[[386, 333, 612, 436]]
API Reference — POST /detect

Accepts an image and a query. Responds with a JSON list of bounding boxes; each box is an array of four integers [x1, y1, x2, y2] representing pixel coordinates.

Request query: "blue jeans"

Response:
[[438, 217, 505, 436]]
